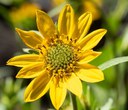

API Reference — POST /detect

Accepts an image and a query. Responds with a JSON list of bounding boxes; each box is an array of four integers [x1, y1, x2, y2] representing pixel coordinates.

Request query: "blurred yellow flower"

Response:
[[83, 0, 102, 20], [52, 0, 65, 6], [7, 4, 107, 109], [10, 3, 39, 25], [52, 0, 102, 20]]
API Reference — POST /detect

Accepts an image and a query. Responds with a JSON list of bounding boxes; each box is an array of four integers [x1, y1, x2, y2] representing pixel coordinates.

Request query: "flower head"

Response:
[[7, 4, 107, 109], [10, 3, 39, 27]]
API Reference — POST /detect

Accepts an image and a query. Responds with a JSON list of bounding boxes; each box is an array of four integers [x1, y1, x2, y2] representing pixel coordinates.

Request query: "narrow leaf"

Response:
[[98, 56, 128, 70]]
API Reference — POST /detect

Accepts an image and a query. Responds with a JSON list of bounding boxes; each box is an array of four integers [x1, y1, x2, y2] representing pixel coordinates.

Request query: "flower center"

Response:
[[47, 43, 74, 70]]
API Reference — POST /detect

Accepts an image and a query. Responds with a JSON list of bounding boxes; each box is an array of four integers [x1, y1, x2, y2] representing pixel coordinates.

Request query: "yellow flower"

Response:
[[52, 0, 65, 6], [7, 4, 107, 109], [83, 0, 102, 20], [10, 3, 39, 25]]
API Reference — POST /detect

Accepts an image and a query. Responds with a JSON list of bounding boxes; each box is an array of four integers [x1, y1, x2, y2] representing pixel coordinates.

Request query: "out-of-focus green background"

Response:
[[0, 0, 128, 110]]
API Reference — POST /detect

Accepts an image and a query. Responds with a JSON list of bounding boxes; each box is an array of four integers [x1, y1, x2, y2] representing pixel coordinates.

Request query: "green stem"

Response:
[[85, 105, 90, 110], [70, 93, 77, 110]]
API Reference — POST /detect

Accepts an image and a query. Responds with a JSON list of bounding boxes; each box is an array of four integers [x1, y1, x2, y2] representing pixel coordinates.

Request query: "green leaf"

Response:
[[98, 56, 128, 70]]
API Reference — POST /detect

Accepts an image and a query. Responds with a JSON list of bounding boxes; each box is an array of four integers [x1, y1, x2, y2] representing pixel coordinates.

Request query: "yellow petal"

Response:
[[7, 54, 42, 67], [36, 10, 56, 39], [78, 50, 101, 64], [16, 62, 45, 78], [76, 64, 104, 83], [77, 12, 92, 42], [16, 28, 43, 49], [24, 71, 51, 102], [58, 4, 77, 39], [77, 29, 107, 51], [65, 73, 82, 98], [50, 78, 67, 109]]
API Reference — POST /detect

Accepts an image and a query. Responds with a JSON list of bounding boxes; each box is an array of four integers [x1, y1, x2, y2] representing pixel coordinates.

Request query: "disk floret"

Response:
[[47, 43, 75, 71]]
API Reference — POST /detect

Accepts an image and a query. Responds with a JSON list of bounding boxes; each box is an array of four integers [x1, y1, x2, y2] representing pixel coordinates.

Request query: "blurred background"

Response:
[[0, 0, 128, 110]]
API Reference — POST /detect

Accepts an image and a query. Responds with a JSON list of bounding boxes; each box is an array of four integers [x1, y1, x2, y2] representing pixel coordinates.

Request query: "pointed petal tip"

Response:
[[54, 105, 59, 110], [84, 12, 92, 21], [100, 29, 107, 37], [15, 28, 20, 33], [15, 27, 18, 31], [24, 96, 36, 103], [101, 29, 107, 34], [24, 93, 34, 103], [6, 60, 16, 66], [16, 71, 27, 78], [15, 28, 25, 35], [96, 68, 105, 82], [80, 11, 92, 19], [96, 51, 102, 55], [78, 94, 82, 99], [15, 28, 22, 32], [15, 74, 21, 78], [86, 11, 92, 16], [36, 10, 47, 17], [76, 91, 82, 98], [65, 4, 71, 7], [24, 95, 29, 102], [6, 59, 13, 66], [24, 98, 31, 103], [36, 10, 44, 20], [6, 60, 10, 65], [96, 51, 102, 56], [64, 4, 72, 11], [36, 9, 41, 13], [24, 99, 28, 103], [36, 10, 43, 15], [104, 29, 107, 34], [100, 73, 105, 81], [88, 12, 92, 17]]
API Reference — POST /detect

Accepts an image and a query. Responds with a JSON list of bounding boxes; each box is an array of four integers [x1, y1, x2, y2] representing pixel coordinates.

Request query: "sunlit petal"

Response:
[[50, 78, 67, 109], [16, 28, 43, 49], [24, 71, 51, 102], [36, 10, 56, 39], [76, 64, 104, 83], [65, 73, 82, 97], [78, 50, 101, 64], [77, 29, 107, 51], [78, 12, 92, 42], [16, 62, 45, 78], [7, 54, 42, 67], [58, 4, 77, 39]]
